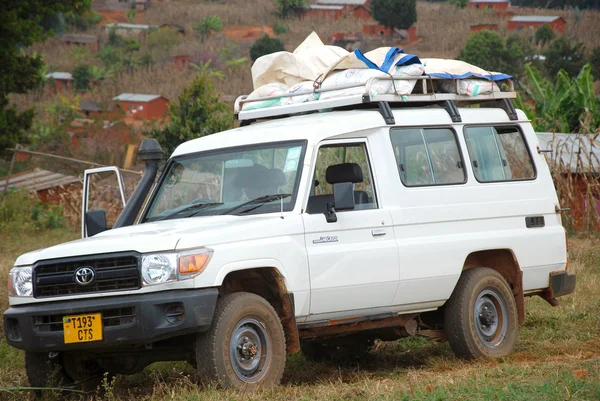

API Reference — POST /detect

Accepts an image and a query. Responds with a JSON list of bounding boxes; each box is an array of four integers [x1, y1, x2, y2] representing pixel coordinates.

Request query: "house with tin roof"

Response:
[[45, 72, 73, 92], [307, 0, 372, 20], [468, 0, 510, 9], [508, 15, 566, 33], [113, 93, 169, 120]]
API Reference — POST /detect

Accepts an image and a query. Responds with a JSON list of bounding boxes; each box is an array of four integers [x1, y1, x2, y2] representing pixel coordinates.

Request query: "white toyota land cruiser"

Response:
[[4, 79, 576, 391]]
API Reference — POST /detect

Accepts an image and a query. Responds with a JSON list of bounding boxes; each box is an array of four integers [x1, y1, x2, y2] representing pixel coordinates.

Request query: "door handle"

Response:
[[371, 229, 386, 237]]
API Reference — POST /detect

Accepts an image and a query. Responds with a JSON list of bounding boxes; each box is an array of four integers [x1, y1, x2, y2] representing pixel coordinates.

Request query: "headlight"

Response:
[[8, 266, 33, 297], [141, 248, 212, 286]]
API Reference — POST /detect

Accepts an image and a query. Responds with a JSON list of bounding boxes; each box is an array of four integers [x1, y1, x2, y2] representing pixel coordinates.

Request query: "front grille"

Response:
[[33, 307, 137, 332], [34, 254, 141, 298]]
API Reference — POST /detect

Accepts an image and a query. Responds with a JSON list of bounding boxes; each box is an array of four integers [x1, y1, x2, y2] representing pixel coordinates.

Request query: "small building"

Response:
[[0, 169, 81, 205], [507, 16, 567, 33], [316, 0, 370, 11], [363, 24, 392, 36], [104, 23, 158, 38], [78, 100, 105, 117], [135, 0, 150, 11], [61, 34, 100, 52], [171, 54, 190, 68], [468, 0, 510, 9], [305, 5, 345, 20], [113, 93, 169, 120], [45, 72, 73, 92], [352, 5, 372, 20], [470, 23, 500, 33]]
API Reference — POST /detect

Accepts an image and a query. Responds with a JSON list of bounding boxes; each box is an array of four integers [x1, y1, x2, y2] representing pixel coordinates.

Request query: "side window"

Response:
[[464, 126, 536, 182], [390, 128, 466, 186], [306, 143, 377, 214]]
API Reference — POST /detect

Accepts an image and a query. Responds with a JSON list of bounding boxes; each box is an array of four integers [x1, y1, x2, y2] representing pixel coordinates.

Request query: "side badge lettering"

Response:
[[313, 236, 339, 244]]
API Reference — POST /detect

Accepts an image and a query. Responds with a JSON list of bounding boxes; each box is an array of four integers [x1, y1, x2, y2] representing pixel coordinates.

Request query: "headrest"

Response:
[[326, 163, 363, 184]]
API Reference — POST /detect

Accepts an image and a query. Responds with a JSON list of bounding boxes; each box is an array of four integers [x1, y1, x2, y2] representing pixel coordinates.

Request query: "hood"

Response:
[[15, 214, 294, 266]]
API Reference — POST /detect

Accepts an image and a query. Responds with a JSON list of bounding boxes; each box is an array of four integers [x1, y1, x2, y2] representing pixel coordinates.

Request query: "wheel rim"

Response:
[[229, 317, 270, 383], [473, 289, 508, 348]]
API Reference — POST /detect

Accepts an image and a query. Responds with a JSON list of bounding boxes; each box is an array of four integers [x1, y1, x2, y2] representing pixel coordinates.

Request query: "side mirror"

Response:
[[325, 182, 355, 224], [85, 209, 108, 237]]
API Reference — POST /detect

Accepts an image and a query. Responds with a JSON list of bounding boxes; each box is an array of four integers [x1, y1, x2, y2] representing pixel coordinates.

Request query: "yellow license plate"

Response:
[[63, 313, 103, 344]]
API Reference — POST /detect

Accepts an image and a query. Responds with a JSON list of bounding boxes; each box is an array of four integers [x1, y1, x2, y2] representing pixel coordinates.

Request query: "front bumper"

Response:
[[549, 270, 577, 298], [3, 289, 218, 352]]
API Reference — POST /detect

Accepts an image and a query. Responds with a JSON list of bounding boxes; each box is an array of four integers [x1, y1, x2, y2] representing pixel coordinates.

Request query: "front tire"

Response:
[[444, 267, 518, 359], [195, 292, 286, 390]]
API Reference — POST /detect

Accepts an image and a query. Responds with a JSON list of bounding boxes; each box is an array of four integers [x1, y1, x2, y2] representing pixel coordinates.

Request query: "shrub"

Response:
[[449, 0, 468, 8], [534, 24, 556, 46], [145, 27, 180, 57], [276, 0, 309, 18], [250, 35, 285, 62], [64, 10, 102, 31], [194, 15, 223, 40], [72, 64, 91, 92], [0, 189, 65, 231], [544, 36, 586, 78], [272, 20, 289, 35], [590, 47, 600, 79]]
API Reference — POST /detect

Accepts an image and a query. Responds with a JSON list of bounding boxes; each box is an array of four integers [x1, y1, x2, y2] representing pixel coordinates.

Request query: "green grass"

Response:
[[0, 229, 599, 400]]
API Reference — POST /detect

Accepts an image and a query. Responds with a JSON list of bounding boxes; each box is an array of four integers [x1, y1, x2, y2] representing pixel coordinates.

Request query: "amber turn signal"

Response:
[[178, 253, 211, 276]]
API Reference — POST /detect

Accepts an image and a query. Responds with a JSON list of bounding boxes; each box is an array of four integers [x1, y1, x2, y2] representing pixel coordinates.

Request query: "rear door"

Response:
[[302, 139, 398, 318]]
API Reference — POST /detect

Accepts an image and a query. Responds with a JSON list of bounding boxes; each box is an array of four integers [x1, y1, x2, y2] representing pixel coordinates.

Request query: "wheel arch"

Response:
[[462, 249, 525, 323], [218, 265, 300, 354]]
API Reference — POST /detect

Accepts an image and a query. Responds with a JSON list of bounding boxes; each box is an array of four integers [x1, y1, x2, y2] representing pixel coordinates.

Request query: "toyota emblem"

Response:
[[74, 266, 95, 286]]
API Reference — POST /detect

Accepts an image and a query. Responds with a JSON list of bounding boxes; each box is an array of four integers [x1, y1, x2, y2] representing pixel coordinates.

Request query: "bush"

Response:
[[272, 20, 289, 35], [0, 189, 65, 231], [72, 64, 91, 92], [194, 15, 223, 40], [534, 24, 555, 46], [64, 10, 102, 31], [276, 0, 309, 18], [250, 35, 285, 62], [544, 36, 586, 78], [590, 47, 600, 79], [145, 27, 180, 57]]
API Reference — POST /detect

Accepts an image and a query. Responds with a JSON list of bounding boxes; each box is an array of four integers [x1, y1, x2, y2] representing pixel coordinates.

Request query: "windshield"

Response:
[[144, 141, 306, 222]]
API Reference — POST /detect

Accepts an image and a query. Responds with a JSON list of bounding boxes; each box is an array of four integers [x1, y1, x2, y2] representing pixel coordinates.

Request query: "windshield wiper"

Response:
[[221, 194, 291, 215], [150, 202, 224, 222]]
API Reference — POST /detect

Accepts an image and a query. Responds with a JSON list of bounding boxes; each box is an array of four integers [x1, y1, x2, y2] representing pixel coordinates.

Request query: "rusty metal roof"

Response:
[[0, 169, 81, 193]]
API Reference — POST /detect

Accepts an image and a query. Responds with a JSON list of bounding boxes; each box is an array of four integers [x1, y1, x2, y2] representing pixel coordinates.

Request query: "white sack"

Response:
[[440, 79, 500, 96]]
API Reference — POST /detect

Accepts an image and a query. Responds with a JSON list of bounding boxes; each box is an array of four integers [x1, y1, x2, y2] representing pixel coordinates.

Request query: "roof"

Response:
[[113, 93, 164, 102], [510, 15, 564, 23], [45, 72, 73, 80], [309, 4, 344, 10], [172, 107, 526, 158], [0, 169, 80, 193], [316, 0, 368, 4], [79, 100, 103, 112], [61, 34, 98, 43], [536, 133, 600, 174], [104, 23, 157, 30]]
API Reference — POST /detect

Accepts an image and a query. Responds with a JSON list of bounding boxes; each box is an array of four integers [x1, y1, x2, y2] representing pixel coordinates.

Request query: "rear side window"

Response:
[[390, 128, 466, 187], [464, 126, 536, 182]]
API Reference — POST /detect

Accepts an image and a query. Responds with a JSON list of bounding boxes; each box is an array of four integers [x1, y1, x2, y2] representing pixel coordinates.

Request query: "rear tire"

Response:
[[444, 267, 518, 359], [195, 292, 286, 390]]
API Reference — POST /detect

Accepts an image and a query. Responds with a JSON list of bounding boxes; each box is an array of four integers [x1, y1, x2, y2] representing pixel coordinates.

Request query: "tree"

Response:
[[518, 63, 599, 133], [148, 63, 233, 156], [544, 36, 586, 78], [458, 30, 530, 79], [534, 24, 555, 46], [0, 0, 91, 152], [371, 0, 417, 34], [589, 47, 600, 79], [250, 35, 285, 62], [449, 0, 468, 8], [72, 65, 91, 92], [276, 0, 309, 18]]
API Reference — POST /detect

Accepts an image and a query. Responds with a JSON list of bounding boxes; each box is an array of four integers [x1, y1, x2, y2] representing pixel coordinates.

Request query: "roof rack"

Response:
[[234, 75, 518, 125]]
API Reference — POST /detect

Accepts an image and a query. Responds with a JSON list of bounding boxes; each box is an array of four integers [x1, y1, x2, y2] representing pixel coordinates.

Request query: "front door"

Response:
[[303, 140, 398, 318]]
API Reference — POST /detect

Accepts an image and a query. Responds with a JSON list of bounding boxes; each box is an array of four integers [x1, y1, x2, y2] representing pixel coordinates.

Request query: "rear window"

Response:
[[390, 128, 466, 187], [464, 126, 536, 182]]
